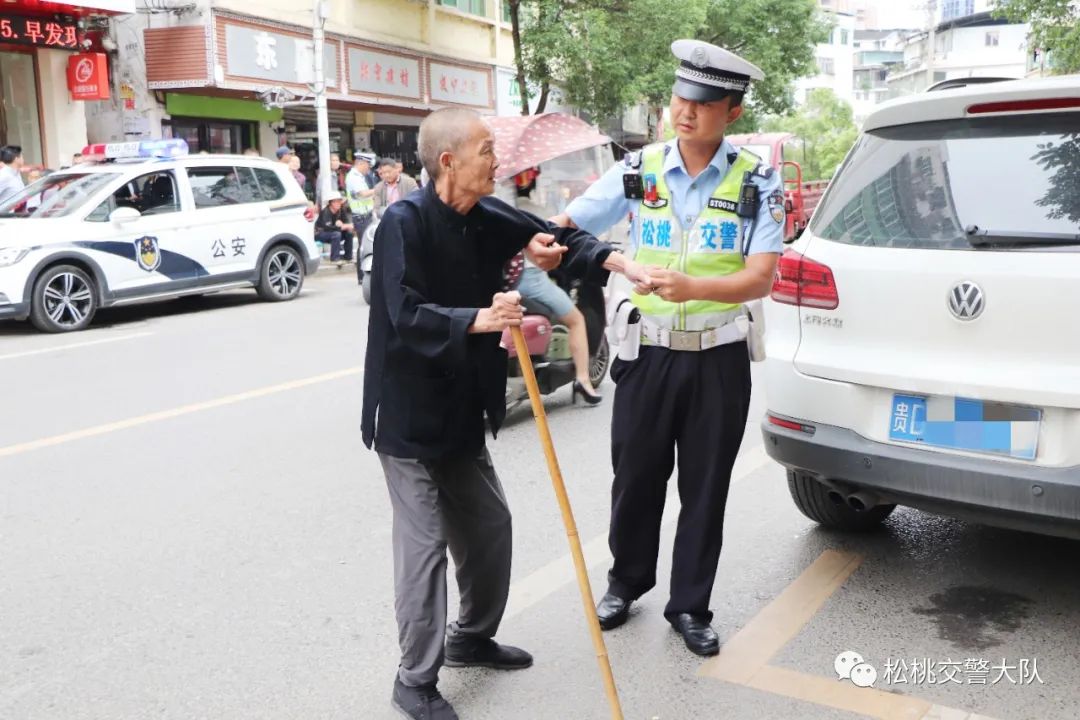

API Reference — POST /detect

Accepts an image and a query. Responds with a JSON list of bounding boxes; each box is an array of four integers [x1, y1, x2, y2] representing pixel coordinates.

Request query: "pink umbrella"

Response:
[[487, 113, 611, 181]]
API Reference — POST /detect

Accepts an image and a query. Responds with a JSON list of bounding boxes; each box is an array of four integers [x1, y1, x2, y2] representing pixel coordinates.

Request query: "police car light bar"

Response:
[[81, 139, 189, 162]]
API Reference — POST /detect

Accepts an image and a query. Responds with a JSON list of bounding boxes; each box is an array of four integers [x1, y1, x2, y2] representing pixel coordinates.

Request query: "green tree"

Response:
[[994, 0, 1080, 74], [507, 0, 830, 128], [762, 88, 858, 180]]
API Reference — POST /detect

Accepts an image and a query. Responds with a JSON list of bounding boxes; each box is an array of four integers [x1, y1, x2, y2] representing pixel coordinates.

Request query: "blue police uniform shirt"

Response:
[[565, 138, 784, 256]]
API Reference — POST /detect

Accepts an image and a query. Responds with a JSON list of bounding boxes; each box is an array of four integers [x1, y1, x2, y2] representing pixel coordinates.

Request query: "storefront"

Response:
[[0, 0, 132, 168], [143, 10, 496, 177], [161, 94, 281, 154]]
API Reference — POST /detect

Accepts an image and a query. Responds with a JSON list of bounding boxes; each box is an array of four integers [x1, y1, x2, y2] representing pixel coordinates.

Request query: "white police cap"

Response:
[[671, 39, 765, 103]]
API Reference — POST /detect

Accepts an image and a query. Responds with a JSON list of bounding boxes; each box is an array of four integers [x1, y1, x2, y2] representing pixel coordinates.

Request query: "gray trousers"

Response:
[[379, 450, 513, 687]]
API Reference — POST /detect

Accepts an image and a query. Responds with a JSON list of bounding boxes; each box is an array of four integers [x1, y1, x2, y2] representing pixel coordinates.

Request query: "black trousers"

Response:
[[607, 341, 751, 621]]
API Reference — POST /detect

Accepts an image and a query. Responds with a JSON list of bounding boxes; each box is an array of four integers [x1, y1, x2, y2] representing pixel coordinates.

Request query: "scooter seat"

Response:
[[501, 314, 553, 357]]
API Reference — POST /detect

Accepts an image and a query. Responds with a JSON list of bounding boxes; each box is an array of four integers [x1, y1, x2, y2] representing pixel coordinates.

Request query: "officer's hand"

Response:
[[472, 291, 524, 333], [647, 268, 699, 304], [525, 233, 567, 271]]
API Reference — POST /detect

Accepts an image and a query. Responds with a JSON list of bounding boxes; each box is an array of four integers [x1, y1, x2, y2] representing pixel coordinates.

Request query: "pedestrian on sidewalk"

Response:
[[372, 158, 418, 218], [314, 191, 354, 267], [362, 107, 650, 719]]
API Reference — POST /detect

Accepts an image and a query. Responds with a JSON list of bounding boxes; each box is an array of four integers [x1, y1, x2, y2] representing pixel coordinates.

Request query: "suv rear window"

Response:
[[811, 112, 1080, 250]]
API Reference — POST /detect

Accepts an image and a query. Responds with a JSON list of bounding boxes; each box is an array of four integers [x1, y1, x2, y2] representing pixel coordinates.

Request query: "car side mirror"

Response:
[[109, 206, 141, 224]]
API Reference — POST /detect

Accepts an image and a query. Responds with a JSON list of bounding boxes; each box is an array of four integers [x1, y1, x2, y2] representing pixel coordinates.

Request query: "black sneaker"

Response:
[[443, 636, 533, 670], [391, 678, 458, 720]]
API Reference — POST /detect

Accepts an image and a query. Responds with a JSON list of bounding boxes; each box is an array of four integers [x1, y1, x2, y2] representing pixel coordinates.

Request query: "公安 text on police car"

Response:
[[0, 140, 320, 333]]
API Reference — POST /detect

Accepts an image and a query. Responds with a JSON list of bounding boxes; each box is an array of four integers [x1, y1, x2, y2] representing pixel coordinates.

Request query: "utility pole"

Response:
[[925, 0, 937, 90], [313, 0, 332, 206]]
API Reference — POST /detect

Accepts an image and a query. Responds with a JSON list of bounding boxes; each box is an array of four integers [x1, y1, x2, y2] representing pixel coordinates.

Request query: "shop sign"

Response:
[[0, 13, 79, 50], [429, 62, 491, 108], [347, 48, 421, 100], [67, 53, 111, 101], [224, 23, 338, 87]]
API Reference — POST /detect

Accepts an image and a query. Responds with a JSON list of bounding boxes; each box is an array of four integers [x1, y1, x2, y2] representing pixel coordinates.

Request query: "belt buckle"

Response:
[[668, 330, 701, 352]]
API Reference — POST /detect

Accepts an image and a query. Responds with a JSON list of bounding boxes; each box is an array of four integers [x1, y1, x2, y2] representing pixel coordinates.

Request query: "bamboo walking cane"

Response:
[[509, 325, 624, 720]]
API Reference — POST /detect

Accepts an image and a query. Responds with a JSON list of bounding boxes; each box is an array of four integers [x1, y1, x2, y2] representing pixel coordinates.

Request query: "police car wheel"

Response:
[[258, 245, 304, 302], [589, 335, 610, 387], [787, 470, 895, 531], [29, 265, 98, 333]]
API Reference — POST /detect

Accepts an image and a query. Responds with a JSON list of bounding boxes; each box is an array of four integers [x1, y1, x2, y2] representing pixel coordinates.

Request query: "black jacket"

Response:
[[362, 183, 612, 459], [315, 204, 351, 233]]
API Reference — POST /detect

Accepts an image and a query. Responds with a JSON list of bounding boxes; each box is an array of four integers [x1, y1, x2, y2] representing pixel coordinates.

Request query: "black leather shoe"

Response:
[[669, 613, 720, 656], [391, 678, 459, 720], [443, 636, 533, 670], [596, 592, 631, 630]]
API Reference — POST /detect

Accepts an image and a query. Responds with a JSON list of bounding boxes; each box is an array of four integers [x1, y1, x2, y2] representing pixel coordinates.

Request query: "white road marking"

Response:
[[0, 332, 155, 362], [504, 445, 773, 619], [0, 367, 362, 459]]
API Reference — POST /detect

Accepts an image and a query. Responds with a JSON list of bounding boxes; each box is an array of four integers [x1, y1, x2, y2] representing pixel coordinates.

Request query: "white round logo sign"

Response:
[[74, 58, 95, 84]]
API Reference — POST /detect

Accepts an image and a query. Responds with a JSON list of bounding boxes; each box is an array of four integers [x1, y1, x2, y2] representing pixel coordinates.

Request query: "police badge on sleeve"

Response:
[[135, 236, 161, 272], [767, 190, 785, 224]]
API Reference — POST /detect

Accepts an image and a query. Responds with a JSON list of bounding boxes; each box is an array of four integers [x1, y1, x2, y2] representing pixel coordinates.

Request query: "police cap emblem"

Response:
[[690, 46, 709, 69]]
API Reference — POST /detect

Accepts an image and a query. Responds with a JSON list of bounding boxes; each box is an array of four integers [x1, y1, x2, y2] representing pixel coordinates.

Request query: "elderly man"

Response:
[[314, 191, 354, 266], [372, 157, 419, 218], [363, 107, 649, 719]]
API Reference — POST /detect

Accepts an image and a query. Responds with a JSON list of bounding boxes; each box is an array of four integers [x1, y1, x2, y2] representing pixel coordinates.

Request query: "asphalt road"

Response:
[[1, 269, 1076, 720]]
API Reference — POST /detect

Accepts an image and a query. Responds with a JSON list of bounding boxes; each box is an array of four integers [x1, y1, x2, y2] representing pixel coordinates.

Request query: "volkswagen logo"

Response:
[[948, 281, 985, 321]]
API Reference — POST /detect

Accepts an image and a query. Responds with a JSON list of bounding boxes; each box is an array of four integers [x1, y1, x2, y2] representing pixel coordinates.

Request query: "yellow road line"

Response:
[[698, 549, 1000, 720], [699, 549, 864, 684], [744, 665, 930, 720], [0, 367, 362, 459]]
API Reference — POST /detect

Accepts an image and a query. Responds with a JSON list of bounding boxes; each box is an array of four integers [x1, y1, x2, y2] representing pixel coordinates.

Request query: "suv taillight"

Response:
[[771, 248, 839, 310], [304, 206, 316, 222]]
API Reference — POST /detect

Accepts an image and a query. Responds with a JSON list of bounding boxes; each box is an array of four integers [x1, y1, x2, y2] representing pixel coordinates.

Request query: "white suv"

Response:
[[0, 141, 319, 333], [761, 76, 1080, 539]]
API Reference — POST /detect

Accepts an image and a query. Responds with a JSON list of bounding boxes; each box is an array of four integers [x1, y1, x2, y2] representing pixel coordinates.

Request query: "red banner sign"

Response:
[[0, 13, 80, 50], [67, 52, 110, 101]]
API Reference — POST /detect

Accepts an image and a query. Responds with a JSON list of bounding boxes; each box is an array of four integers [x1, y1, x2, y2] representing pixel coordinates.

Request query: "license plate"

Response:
[[888, 395, 1041, 461]]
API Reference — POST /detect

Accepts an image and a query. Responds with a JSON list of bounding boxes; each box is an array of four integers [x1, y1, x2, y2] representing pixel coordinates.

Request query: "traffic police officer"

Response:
[[553, 40, 785, 657]]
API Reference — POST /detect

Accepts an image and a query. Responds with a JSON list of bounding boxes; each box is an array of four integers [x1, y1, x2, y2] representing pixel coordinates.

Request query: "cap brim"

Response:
[[672, 79, 737, 103]]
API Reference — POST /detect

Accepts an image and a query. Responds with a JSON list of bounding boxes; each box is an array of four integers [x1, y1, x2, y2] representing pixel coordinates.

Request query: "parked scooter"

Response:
[[501, 268, 610, 411], [358, 219, 377, 304]]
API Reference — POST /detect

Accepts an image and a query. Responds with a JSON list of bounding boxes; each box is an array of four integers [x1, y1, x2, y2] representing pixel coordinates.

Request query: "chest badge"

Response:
[[135, 236, 161, 272], [641, 173, 668, 209]]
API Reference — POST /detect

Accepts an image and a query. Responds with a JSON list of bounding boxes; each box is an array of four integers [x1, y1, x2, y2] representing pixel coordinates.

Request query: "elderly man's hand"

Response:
[[622, 259, 654, 295], [471, 291, 524, 333], [525, 233, 568, 271]]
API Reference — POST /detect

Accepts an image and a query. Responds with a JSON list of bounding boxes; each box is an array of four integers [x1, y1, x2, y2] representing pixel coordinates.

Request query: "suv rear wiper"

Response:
[[965, 225, 1080, 248]]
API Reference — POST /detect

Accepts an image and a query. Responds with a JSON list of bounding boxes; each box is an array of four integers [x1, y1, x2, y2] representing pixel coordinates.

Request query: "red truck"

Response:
[[725, 132, 829, 241]]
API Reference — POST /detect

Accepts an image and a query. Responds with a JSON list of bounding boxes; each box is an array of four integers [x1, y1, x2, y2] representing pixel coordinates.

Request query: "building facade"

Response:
[[795, 9, 857, 106], [1, 0, 132, 168], [85, 0, 525, 177], [886, 12, 1029, 98], [852, 29, 909, 125]]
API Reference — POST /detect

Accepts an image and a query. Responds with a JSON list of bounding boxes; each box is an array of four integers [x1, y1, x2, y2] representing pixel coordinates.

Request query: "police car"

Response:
[[0, 139, 319, 333], [760, 76, 1080, 539]]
